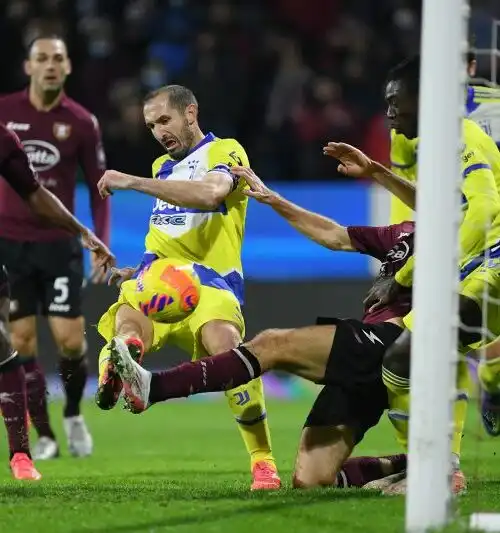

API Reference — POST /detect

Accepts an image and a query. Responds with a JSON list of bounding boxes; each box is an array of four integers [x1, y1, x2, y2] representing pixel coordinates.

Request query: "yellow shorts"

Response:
[[403, 256, 500, 347], [97, 280, 245, 360]]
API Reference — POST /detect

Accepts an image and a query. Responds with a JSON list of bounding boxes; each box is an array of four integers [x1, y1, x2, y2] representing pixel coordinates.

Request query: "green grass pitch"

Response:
[[0, 396, 499, 532]]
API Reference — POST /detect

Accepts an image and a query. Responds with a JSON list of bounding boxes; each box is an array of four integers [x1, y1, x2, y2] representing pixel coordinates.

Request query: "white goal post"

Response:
[[405, 0, 469, 531]]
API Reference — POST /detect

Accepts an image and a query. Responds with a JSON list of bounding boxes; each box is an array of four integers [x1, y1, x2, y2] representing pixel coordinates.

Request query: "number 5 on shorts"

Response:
[[53, 276, 69, 304]]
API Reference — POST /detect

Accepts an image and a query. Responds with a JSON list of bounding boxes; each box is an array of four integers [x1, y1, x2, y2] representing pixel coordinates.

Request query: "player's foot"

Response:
[[362, 470, 406, 491], [380, 470, 466, 496], [480, 391, 500, 436], [32, 436, 59, 461], [64, 415, 93, 457], [108, 336, 151, 413], [95, 337, 144, 410], [10, 453, 42, 481], [250, 461, 281, 490]]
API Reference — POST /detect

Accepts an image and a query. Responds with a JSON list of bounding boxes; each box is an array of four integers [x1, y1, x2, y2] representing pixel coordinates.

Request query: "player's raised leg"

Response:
[[199, 319, 279, 491], [96, 302, 148, 410], [0, 267, 41, 480]]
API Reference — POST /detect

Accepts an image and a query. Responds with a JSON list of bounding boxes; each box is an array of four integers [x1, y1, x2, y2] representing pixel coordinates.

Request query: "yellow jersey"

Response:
[[142, 132, 249, 304], [390, 119, 500, 286]]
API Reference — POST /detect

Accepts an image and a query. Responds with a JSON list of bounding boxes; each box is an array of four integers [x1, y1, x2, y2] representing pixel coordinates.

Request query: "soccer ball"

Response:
[[135, 258, 201, 323]]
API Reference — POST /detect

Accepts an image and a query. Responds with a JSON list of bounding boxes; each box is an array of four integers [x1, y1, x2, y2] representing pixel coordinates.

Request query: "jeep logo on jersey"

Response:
[[22, 140, 61, 171]]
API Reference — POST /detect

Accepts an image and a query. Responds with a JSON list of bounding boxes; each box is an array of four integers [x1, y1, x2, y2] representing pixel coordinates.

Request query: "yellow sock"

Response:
[[478, 356, 500, 393], [452, 359, 470, 458], [225, 377, 275, 470], [98, 343, 112, 383], [383, 366, 410, 449]]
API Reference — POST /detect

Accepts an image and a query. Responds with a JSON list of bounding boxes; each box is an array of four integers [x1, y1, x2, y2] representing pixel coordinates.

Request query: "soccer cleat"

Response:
[[362, 470, 406, 491], [95, 337, 144, 410], [32, 436, 59, 461], [250, 461, 281, 490], [64, 415, 93, 457], [380, 470, 466, 496], [10, 453, 42, 481], [480, 391, 500, 436], [108, 336, 151, 413]]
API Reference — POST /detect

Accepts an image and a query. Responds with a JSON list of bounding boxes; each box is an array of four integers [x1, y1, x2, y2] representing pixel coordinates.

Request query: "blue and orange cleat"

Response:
[[250, 461, 281, 491], [481, 391, 500, 436], [95, 337, 144, 410], [10, 453, 42, 481]]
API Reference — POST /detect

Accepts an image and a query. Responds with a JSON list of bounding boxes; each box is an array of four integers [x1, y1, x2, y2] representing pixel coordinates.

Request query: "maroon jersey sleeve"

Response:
[[347, 223, 412, 261], [0, 124, 40, 200], [78, 114, 110, 245]]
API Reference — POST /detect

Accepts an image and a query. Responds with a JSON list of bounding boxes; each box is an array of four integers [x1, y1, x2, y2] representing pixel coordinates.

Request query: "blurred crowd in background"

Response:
[[0, 0, 499, 180]]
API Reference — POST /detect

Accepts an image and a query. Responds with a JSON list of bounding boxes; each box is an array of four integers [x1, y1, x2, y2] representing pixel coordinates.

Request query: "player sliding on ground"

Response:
[[94, 85, 280, 491], [107, 165, 459, 490], [0, 123, 113, 480]]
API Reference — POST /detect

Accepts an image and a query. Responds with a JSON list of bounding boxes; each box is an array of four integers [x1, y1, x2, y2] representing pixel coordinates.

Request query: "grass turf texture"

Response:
[[0, 396, 498, 532]]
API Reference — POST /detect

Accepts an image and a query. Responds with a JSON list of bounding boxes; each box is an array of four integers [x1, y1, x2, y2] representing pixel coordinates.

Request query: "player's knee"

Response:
[[10, 327, 36, 356], [247, 328, 291, 367], [382, 330, 411, 379], [201, 320, 241, 355], [458, 295, 482, 347], [58, 335, 86, 358], [292, 468, 336, 489]]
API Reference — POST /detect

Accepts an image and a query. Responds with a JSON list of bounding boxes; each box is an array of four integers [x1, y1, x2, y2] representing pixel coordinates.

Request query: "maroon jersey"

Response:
[[0, 124, 40, 200], [0, 90, 109, 243], [347, 221, 415, 324]]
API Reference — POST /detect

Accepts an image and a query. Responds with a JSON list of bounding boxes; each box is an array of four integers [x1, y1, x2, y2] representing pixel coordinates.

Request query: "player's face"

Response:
[[385, 80, 418, 139], [144, 96, 196, 161], [24, 39, 71, 93]]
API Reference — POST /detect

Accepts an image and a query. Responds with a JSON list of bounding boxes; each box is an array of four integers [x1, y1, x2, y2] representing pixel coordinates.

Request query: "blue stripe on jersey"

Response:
[[462, 163, 491, 178], [156, 132, 217, 179], [460, 240, 500, 280], [152, 202, 227, 215], [466, 86, 481, 114], [391, 159, 416, 170], [208, 164, 239, 190], [133, 253, 244, 304]]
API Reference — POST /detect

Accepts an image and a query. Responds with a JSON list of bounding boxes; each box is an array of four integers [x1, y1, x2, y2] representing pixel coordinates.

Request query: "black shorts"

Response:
[[304, 318, 403, 444], [0, 237, 84, 320]]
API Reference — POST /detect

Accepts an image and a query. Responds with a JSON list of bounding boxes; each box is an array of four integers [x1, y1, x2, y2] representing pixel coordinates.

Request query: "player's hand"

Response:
[[108, 266, 136, 288], [90, 252, 109, 283], [323, 142, 375, 178], [231, 166, 279, 204], [97, 170, 135, 198], [363, 278, 403, 313], [81, 229, 115, 273]]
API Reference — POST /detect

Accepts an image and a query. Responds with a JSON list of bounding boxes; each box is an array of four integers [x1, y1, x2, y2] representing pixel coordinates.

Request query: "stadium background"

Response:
[[0, 0, 499, 393]]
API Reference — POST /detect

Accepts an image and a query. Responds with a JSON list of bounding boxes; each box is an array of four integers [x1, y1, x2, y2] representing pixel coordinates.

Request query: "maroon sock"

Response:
[[150, 346, 261, 403], [337, 454, 407, 488], [59, 356, 88, 418], [0, 360, 30, 459], [22, 358, 56, 440]]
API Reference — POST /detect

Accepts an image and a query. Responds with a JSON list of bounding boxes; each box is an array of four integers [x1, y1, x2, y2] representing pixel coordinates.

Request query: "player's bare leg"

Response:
[[50, 316, 92, 457], [0, 270, 41, 480], [95, 304, 148, 410], [200, 319, 280, 491], [10, 315, 58, 460], [292, 426, 355, 488]]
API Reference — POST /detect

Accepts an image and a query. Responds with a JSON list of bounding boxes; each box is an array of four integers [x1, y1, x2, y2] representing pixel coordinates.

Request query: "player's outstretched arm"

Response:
[[323, 142, 416, 210], [97, 169, 232, 210], [231, 166, 355, 252]]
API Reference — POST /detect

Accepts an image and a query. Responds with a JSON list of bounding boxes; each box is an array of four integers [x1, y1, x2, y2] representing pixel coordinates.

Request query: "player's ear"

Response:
[[23, 60, 32, 77], [468, 59, 477, 78], [185, 103, 197, 126], [65, 58, 72, 76]]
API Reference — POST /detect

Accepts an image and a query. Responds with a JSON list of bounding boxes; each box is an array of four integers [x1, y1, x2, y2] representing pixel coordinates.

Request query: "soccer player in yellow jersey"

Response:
[[323, 55, 500, 494], [94, 85, 280, 490]]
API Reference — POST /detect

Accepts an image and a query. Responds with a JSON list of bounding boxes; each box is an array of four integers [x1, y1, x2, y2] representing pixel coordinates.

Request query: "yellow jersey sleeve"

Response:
[[151, 154, 170, 179], [389, 131, 418, 224], [206, 138, 250, 194], [396, 144, 500, 288]]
